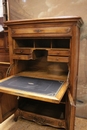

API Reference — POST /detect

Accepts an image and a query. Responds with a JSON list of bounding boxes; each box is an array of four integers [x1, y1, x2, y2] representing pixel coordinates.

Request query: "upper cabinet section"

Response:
[[4, 16, 83, 87], [5, 17, 83, 38]]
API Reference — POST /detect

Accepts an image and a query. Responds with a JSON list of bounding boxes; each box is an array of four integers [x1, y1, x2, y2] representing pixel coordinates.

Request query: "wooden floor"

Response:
[[0, 115, 87, 130]]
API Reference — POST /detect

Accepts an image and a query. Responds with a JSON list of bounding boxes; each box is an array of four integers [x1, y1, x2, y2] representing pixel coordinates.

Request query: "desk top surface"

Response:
[[0, 76, 63, 96]]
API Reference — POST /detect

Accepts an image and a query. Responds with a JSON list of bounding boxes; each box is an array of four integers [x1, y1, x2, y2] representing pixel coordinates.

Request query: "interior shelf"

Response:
[[18, 71, 67, 81]]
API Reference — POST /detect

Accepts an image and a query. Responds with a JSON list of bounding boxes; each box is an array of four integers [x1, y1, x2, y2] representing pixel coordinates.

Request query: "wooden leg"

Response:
[[14, 109, 20, 121], [66, 90, 76, 130]]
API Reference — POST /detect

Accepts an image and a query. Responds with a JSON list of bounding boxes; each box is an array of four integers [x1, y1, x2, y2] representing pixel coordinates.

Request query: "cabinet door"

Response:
[[0, 93, 17, 123]]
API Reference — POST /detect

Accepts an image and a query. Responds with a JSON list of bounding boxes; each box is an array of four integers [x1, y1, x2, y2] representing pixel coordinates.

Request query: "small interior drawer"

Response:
[[12, 54, 33, 60], [14, 49, 32, 54], [47, 56, 69, 63], [48, 50, 70, 56]]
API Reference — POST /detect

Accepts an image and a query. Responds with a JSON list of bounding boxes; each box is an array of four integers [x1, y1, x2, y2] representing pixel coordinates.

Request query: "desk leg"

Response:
[[66, 90, 76, 130], [14, 109, 20, 121]]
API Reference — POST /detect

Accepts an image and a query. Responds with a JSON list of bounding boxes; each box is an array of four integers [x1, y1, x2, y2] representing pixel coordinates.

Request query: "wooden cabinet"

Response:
[[0, 17, 83, 130], [0, 17, 10, 80]]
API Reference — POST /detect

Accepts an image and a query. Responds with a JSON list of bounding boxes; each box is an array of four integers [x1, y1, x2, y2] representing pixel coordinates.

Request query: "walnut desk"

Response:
[[0, 17, 83, 130]]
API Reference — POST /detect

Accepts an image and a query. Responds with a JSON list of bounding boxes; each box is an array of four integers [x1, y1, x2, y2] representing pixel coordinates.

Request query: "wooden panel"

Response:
[[17, 71, 67, 81], [0, 38, 5, 48], [12, 27, 71, 35], [12, 54, 33, 60], [47, 56, 69, 63], [0, 54, 9, 62], [48, 49, 70, 56], [14, 49, 32, 54], [0, 32, 9, 67], [0, 93, 17, 123], [0, 31, 5, 48], [15, 109, 66, 128], [0, 64, 9, 79], [4, 32, 9, 49]]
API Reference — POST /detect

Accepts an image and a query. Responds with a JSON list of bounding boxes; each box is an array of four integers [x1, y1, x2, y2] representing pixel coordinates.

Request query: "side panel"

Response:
[[0, 93, 17, 123]]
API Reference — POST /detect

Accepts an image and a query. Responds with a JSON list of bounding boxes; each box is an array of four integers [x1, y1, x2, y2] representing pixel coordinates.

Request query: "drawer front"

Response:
[[12, 54, 33, 60], [48, 50, 70, 56], [11, 27, 71, 37], [47, 56, 69, 63], [14, 49, 32, 54]]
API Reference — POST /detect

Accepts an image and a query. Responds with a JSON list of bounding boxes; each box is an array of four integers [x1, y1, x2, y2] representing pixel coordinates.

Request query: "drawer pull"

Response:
[[35, 29, 41, 33], [20, 50, 23, 53]]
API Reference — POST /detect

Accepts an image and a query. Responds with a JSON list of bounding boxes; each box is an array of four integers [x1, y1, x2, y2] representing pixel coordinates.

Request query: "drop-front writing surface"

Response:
[[0, 17, 83, 130], [0, 75, 68, 103]]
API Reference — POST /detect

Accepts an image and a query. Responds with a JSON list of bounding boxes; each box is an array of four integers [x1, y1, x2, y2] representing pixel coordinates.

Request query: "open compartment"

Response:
[[52, 39, 70, 49], [15, 59, 69, 81], [35, 39, 51, 48], [18, 97, 65, 119], [14, 39, 34, 48], [33, 49, 48, 59], [13, 38, 70, 49]]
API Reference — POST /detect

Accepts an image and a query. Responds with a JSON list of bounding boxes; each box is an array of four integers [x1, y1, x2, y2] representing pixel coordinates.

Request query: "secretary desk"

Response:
[[0, 16, 83, 130]]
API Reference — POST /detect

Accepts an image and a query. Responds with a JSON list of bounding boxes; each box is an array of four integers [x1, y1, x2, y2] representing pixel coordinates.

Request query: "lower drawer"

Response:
[[47, 56, 69, 63]]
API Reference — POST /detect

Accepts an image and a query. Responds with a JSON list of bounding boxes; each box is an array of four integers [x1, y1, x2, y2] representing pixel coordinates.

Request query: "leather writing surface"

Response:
[[0, 76, 63, 96]]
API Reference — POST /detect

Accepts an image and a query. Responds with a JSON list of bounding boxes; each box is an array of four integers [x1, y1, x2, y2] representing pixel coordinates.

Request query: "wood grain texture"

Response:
[[2, 0, 87, 119], [0, 17, 10, 80], [0, 17, 83, 130], [3, 0, 87, 99], [0, 116, 87, 130]]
